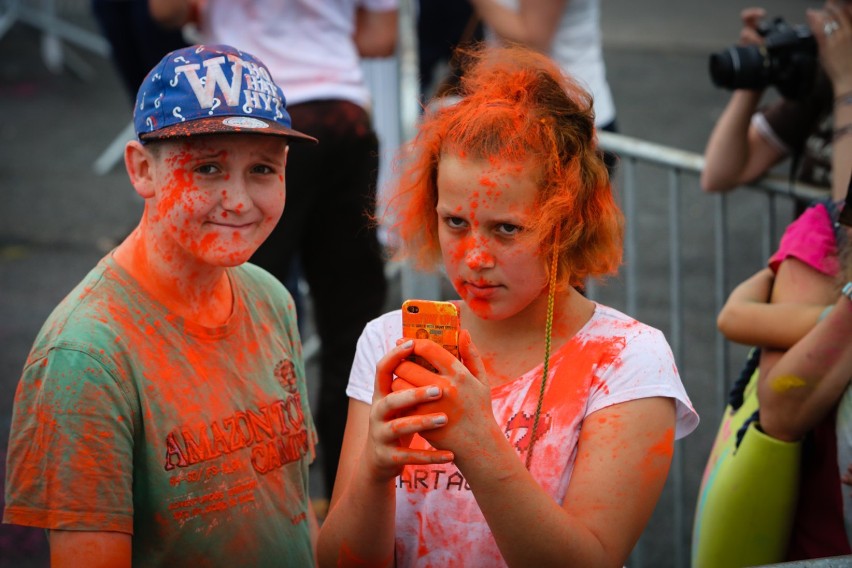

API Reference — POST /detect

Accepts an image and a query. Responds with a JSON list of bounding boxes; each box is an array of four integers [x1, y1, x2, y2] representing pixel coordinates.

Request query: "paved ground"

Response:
[[0, 0, 824, 566]]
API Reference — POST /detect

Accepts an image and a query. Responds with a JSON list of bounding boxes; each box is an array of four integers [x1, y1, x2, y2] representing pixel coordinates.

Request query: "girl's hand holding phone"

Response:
[[392, 331, 496, 454], [364, 340, 456, 480]]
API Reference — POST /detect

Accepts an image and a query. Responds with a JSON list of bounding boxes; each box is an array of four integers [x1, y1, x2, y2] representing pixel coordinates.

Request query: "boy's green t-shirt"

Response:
[[4, 256, 317, 567]]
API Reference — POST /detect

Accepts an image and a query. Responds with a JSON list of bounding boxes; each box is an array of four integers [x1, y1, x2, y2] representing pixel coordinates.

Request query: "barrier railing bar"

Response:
[[598, 131, 826, 203], [623, 156, 638, 316], [17, 3, 110, 57], [765, 192, 777, 262], [0, 0, 20, 40], [713, 194, 730, 419], [669, 167, 686, 568]]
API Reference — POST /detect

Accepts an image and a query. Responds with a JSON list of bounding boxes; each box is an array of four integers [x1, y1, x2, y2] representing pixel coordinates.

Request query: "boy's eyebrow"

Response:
[[184, 148, 287, 165], [254, 149, 288, 163], [181, 148, 227, 160]]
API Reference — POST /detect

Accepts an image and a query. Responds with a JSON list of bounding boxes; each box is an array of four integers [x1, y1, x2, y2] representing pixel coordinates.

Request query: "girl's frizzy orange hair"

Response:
[[385, 43, 624, 287]]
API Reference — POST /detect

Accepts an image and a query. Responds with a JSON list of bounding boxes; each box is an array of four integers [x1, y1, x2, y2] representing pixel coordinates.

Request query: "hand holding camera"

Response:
[[710, 3, 852, 101], [710, 11, 818, 100], [806, 2, 852, 96], [738, 7, 769, 46]]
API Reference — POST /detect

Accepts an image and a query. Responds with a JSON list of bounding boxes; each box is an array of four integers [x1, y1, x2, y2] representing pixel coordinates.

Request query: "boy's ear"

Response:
[[124, 140, 157, 199]]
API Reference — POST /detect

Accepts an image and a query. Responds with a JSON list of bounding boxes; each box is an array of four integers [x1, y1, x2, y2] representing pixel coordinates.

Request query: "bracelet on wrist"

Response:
[[834, 123, 852, 141], [843, 282, 852, 302]]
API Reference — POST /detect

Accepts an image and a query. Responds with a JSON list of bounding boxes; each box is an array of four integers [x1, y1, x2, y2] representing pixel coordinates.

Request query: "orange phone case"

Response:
[[401, 300, 460, 371]]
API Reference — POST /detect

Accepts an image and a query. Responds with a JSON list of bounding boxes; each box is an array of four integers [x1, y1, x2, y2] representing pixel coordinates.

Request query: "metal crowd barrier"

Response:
[[596, 131, 825, 567]]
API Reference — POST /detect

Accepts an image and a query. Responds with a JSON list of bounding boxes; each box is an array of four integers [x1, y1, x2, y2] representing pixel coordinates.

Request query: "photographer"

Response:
[[701, 2, 852, 206]]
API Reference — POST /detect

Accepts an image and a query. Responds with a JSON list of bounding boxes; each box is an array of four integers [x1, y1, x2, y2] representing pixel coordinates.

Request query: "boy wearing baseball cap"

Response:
[[3, 44, 318, 566]]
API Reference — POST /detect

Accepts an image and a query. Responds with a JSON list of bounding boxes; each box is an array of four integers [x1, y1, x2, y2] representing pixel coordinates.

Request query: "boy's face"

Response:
[[146, 134, 288, 268]]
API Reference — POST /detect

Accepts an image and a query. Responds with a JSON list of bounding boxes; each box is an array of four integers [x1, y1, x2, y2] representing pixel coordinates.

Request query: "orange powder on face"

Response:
[[195, 232, 220, 255], [157, 166, 195, 219], [446, 237, 471, 264], [156, 148, 197, 218], [478, 175, 497, 188]]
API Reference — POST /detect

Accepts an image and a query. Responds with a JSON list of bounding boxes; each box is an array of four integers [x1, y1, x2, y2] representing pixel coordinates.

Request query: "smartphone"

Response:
[[401, 299, 460, 373]]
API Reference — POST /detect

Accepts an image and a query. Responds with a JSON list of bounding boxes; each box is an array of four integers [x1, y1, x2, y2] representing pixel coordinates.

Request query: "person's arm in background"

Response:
[[354, 6, 398, 58], [757, 284, 852, 442], [808, 1, 852, 202], [716, 262, 832, 349], [701, 90, 786, 192], [701, 8, 784, 192], [469, 0, 566, 53], [49, 531, 131, 568], [701, 7, 788, 192]]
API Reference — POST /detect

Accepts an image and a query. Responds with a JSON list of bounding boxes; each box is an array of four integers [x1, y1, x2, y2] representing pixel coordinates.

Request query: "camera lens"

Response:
[[709, 46, 770, 91], [407, 305, 419, 314], [708, 17, 818, 100]]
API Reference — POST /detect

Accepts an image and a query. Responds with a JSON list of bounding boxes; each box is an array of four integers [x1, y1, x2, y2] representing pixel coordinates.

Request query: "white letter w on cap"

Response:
[[174, 55, 244, 109]]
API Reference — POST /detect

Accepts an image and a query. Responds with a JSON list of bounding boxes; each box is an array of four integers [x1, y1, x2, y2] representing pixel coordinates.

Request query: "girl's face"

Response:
[[147, 135, 288, 268], [436, 152, 549, 321]]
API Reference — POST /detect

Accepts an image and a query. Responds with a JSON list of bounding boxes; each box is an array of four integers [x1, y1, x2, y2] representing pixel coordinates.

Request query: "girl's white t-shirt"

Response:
[[347, 303, 699, 567]]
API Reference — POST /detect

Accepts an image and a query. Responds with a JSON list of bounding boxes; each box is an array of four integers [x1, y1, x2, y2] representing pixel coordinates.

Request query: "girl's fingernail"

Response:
[[433, 415, 447, 426], [400, 340, 413, 349], [426, 386, 440, 398]]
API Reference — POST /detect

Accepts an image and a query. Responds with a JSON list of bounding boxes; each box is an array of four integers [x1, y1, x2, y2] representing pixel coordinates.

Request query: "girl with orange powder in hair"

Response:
[[317, 44, 699, 567]]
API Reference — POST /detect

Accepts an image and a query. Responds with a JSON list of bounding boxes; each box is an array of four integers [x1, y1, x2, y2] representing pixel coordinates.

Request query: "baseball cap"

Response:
[[134, 44, 317, 144]]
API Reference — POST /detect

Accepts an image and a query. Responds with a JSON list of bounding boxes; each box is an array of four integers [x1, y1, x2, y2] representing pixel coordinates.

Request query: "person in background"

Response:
[[469, 0, 619, 171], [149, 0, 397, 503], [417, 0, 483, 100], [91, 0, 188, 102], [701, 1, 852, 206], [3, 44, 319, 566], [716, 187, 851, 559]]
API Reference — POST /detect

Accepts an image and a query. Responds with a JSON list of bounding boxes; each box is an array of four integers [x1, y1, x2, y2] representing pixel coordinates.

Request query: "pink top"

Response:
[[769, 202, 839, 277]]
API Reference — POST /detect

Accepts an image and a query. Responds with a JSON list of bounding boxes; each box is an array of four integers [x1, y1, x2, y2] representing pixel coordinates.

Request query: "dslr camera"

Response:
[[709, 17, 818, 100]]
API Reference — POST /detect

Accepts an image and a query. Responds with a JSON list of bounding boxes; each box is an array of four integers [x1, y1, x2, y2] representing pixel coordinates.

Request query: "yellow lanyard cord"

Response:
[[525, 235, 560, 469]]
